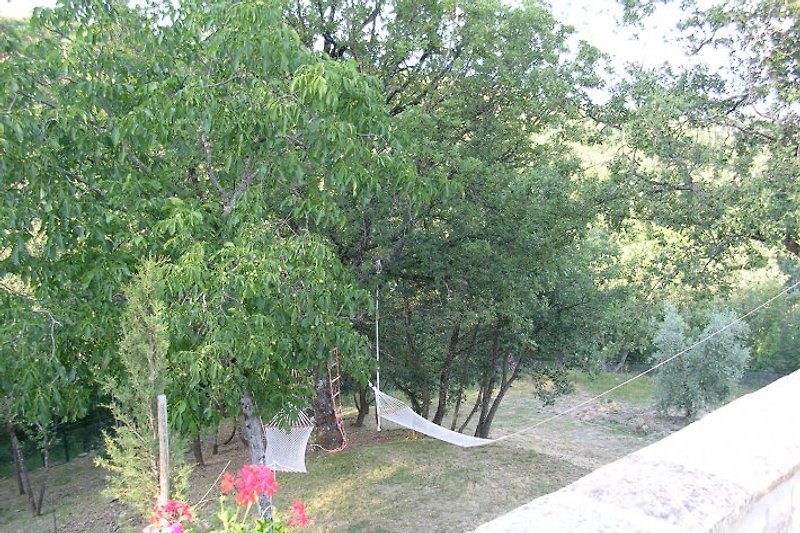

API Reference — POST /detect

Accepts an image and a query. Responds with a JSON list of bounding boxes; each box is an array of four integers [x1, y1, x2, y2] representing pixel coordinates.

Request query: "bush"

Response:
[[95, 260, 192, 516], [652, 304, 750, 418]]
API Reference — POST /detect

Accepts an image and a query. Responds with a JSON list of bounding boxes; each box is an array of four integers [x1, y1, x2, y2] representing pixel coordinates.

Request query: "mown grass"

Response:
[[570, 370, 657, 405], [0, 372, 669, 532]]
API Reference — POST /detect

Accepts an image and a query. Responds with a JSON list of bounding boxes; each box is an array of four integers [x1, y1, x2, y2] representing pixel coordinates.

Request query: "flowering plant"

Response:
[[144, 500, 193, 533], [144, 464, 308, 533]]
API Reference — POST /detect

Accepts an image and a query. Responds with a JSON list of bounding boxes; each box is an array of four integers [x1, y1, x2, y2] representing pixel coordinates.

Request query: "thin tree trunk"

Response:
[[353, 385, 371, 427], [223, 418, 237, 445], [192, 435, 205, 466], [457, 388, 483, 433], [477, 357, 523, 438], [403, 295, 431, 418], [450, 323, 481, 430], [212, 426, 219, 455], [432, 319, 461, 425], [475, 332, 501, 438], [613, 350, 630, 373], [449, 392, 463, 431], [9, 427, 37, 515], [9, 425, 25, 495], [35, 447, 49, 516]]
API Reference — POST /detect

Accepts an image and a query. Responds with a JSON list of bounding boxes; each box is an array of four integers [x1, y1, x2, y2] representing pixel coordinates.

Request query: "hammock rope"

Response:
[[370, 277, 799, 447], [312, 349, 349, 453]]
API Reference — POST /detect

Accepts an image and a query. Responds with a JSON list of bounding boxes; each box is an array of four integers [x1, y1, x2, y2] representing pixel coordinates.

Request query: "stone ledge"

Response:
[[473, 370, 800, 532]]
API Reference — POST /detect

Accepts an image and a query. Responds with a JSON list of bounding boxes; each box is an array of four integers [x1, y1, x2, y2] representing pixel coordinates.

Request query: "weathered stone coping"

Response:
[[473, 369, 800, 532]]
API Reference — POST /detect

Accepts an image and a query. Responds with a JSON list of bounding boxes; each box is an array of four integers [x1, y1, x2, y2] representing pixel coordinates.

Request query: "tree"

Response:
[[607, 1, 800, 268], [96, 260, 192, 517], [285, 0, 611, 437], [1, 0, 399, 466], [652, 304, 750, 417], [0, 276, 90, 516], [729, 268, 800, 377]]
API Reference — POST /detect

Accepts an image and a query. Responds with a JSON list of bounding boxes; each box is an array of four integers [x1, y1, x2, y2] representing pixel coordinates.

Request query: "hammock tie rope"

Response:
[[311, 349, 349, 453]]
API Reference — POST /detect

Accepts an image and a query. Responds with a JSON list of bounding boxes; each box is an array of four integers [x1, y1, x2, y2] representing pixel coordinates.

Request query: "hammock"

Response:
[[263, 411, 314, 473], [372, 387, 504, 448]]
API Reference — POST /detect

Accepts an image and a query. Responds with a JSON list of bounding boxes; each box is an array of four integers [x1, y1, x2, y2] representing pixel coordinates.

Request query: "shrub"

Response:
[[653, 304, 750, 418], [96, 260, 192, 516]]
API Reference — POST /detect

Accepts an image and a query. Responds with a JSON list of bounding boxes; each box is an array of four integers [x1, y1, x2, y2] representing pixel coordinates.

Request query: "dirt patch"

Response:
[[573, 400, 689, 438]]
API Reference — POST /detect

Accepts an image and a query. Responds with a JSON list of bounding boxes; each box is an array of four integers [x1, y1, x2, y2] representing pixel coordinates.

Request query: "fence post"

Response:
[[157, 394, 169, 504]]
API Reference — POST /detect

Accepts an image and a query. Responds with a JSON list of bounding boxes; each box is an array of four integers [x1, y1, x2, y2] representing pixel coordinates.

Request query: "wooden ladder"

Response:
[[325, 349, 348, 453]]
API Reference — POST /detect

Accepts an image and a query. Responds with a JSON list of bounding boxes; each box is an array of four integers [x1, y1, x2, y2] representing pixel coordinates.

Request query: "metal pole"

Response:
[[375, 286, 381, 432]]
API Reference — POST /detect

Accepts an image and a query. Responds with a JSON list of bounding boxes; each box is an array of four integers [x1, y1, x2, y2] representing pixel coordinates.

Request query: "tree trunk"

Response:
[[402, 295, 431, 417], [450, 323, 481, 430], [240, 393, 268, 517], [238, 417, 249, 446], [476, 357, 522, 438], [240, 393, 265, 464], [783, 234, 800, 257], [35, 446, 49, 516], [449, 392, 463, 431], [212, 426, 219, 455], [353, 385, 371, 427], [474, 332, 501, 438], [613, 350, 630, 373], [9, 425, 25, 495], [192, 435, 205, 466], [9, 426, 37, 514], [432, 319, 461, 425], [420, 388, 431, 419], [310, 369, 344, 450], [9, 424, 48, 516], [223, 418, 237, 445], [457, 389, 483, 433]]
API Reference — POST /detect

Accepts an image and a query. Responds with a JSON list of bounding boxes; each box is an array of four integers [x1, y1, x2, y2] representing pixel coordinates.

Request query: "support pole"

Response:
[[375, 286, 381, 432], [157, 394, 169, 505]]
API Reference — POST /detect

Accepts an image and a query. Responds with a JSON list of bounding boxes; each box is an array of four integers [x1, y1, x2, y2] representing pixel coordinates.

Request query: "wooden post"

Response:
[[157, 394, 169, 504]]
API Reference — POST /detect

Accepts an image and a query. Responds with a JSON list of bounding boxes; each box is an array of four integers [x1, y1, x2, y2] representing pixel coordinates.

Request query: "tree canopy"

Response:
[[1, 0, 798, 488]]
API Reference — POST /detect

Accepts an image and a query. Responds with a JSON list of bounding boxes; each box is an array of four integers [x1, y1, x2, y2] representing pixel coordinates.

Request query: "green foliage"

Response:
[[652, 304, 750, 417], [531, 366, 574, 406], [729, 269, 800, 376], [288, 0, 611, 434], [0, 0, 398, 451], [95, 260, 191, 517]]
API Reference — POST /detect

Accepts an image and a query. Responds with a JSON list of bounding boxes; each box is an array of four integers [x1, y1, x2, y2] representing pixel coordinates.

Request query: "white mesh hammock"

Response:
[[372, 387, 504, 448], [263, 411, 314, 473]]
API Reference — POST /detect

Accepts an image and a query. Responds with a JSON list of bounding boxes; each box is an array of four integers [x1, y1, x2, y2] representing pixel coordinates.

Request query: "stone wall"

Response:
[[473, 370, 800, 532]]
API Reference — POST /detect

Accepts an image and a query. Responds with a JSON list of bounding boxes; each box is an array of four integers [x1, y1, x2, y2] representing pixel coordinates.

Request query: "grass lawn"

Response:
[[570, 370, 658, 406], [0, 372, 672, 532]]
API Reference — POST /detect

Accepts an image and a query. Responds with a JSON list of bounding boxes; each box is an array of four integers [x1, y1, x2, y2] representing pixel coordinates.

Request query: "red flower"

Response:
[[150, 499, 192, 524], [145, 499, 192, 533], [220, 472, 235, 494], [287, 499, 309, 527], [223, 464, 280, 507]]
